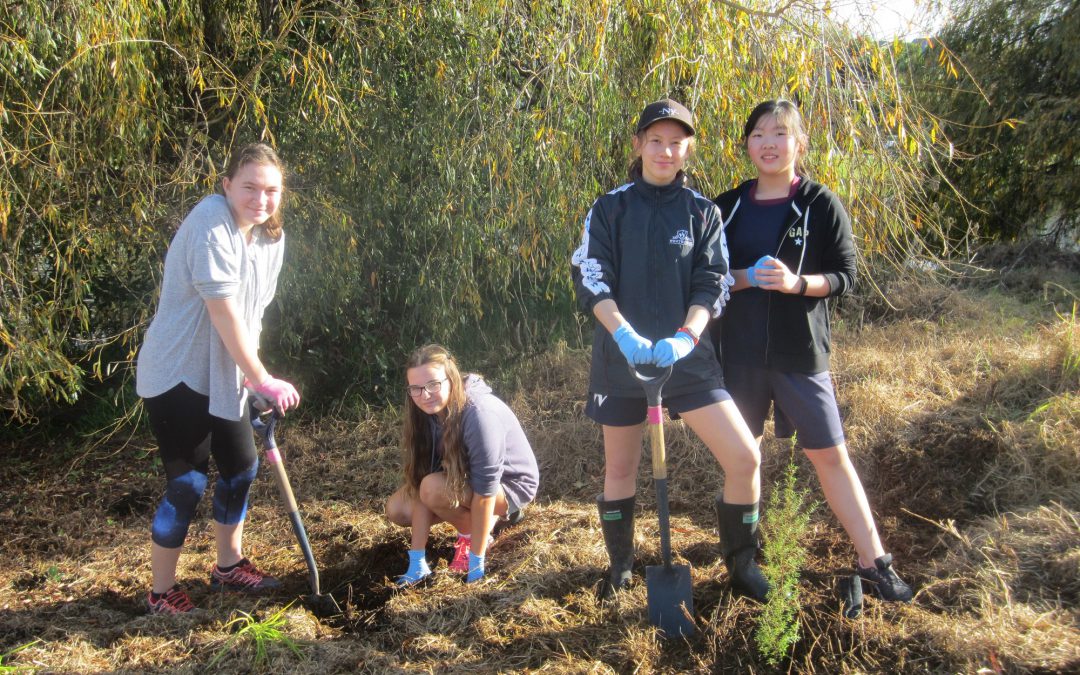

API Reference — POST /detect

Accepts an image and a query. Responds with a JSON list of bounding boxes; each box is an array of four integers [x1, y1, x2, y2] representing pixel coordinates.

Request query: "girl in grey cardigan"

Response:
[[136, 143, 300, 615]]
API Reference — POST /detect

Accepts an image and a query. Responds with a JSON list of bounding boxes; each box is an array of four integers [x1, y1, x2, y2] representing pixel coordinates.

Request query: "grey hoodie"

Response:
[[429, 375, 539, 510]]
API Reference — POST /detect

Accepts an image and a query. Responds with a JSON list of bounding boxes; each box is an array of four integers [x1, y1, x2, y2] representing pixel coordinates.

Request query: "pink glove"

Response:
[[254, 377, 300, 413]]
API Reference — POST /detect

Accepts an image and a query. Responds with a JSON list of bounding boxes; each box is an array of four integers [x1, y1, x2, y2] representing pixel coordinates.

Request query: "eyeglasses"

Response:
[[406, 378, 447, 397]]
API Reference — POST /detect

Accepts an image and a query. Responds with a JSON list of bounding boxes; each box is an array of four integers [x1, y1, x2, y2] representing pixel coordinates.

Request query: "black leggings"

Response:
[[143, 383, 257, 480]]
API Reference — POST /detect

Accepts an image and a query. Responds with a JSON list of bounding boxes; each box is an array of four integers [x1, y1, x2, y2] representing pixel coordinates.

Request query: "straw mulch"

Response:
[[1, 268, 1077, 673]]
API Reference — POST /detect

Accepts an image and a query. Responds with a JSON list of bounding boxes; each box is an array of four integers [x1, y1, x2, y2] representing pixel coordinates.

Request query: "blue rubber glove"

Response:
[[652, 331, 696, 367], [747, 255, 776, 287], [396, 550, 431, 587], [466, 552, 485, 583], [613, 323, 654, 365]]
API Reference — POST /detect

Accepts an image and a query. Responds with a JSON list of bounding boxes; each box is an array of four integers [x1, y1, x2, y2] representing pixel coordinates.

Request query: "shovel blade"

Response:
[[305, 592, 343, 618], [646, 563, 696, 638]]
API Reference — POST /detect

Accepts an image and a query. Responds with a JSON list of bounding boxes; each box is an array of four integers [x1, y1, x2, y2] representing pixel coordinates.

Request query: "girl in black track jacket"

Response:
[[711, 99, 913, 608], [572, 99, 768, 602]]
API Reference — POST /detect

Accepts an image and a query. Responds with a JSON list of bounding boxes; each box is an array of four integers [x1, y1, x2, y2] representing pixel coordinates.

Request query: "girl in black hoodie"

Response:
[[712, 100, 912, 604]]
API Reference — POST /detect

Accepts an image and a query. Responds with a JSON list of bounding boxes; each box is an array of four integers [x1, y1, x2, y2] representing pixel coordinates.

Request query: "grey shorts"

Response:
[[584, 388, 732, 427], [723, 363, 845, 449]]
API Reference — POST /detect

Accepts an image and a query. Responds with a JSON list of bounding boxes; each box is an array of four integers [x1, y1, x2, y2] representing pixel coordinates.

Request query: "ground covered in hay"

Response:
[[1, 254, 1078, 673]]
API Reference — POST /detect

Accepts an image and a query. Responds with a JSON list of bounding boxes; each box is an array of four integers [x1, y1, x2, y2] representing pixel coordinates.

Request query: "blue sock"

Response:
[[397, 550, 431, 587], [466, 552, 485, 584]]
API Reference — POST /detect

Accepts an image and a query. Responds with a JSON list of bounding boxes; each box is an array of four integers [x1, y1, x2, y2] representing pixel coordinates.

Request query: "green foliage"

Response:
[[0, 638, 40, 672], [912, 0, 1079, 245], [207, 605, 305, 671], [1, 0, 953, 424], [756, 458, 818, 666]]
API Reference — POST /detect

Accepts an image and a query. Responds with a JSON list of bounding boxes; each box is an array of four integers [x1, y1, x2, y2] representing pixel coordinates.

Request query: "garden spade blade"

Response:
[[249, 399, 343, 618], [632, 365, 696, 639], [645, 474, 696, 638]]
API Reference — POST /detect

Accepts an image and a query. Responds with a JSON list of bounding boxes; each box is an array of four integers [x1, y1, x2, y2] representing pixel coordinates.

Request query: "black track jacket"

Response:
[[572, 171, 731, 398], [711, 178, 856, 374]]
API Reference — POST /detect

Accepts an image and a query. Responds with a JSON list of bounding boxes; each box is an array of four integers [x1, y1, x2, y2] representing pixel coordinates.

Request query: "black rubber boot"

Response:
[[596, 494, 635, 601], [715, 497, 770, 602]]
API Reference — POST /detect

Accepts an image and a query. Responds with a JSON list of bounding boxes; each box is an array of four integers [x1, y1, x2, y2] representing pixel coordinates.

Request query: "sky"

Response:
[[826, 0, 946, 39]]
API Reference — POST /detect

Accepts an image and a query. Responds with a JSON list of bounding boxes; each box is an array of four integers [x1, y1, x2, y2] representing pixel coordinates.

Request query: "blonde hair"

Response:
[[222, 143, 285, 242], [401, 344, 469, 505]]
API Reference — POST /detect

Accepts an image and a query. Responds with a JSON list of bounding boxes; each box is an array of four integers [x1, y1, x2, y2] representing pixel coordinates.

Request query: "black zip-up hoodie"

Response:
[[572, 170, 731, 397], [711, 178, 856, 374]]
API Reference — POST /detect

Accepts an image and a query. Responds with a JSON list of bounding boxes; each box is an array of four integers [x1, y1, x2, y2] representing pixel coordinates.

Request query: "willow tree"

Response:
[[912, 0, 1079, 244], [1, 0, 953, 423]]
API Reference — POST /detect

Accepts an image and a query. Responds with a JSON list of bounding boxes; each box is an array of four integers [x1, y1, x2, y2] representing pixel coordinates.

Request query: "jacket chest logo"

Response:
[[669, 229, 693, 247], [787, 225, 805, 247]]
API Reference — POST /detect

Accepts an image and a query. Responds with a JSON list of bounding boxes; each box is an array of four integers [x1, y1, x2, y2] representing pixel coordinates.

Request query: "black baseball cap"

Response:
[[635, 98, 695, 135]]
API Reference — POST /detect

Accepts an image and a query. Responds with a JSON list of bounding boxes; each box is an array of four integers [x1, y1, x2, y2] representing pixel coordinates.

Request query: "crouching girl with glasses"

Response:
[[384, 344, 540, 585]]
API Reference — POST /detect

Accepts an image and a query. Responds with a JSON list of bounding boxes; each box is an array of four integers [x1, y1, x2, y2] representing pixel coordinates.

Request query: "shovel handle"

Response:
[[248, 399, 323, 597], [267, 452, 300, 514], [629, 364, 673, 407], [631, 364, 677, 567], [647, 411, 667, 480], [630, 364, 672, 480]]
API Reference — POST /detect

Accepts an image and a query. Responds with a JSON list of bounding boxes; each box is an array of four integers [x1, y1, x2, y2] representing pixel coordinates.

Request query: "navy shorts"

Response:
[[584, 388, 732, 427], [723, 364, 845, 449]]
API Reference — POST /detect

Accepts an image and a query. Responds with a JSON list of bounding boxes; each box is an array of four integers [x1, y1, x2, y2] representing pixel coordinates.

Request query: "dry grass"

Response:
[[1, 259, 1077, 673]]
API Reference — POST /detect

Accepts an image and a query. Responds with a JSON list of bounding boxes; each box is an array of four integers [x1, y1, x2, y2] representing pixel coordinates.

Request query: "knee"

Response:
[[804, 445, 848, 472], [152, 470, 209, 548], [385, 493, 409, 526], [727, 444, 761, 480], [604, 448, 640, 483], [418, 473, 449, 508], [212, 460, 258, 525]]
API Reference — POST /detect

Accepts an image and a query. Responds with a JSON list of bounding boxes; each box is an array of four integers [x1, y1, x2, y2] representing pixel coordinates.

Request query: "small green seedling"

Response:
[[0, 638, 42, 673], [207, 604, 305, 670]]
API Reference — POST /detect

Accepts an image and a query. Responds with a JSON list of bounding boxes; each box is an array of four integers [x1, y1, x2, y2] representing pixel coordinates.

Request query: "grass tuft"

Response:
[[207, 603, 306, 671]]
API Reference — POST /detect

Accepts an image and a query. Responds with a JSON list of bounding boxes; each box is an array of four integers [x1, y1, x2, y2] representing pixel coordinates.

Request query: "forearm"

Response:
[[204, 297, 270, 384], [681, 304, 711, 337], [729, 268, 753, 292], [592, 298, 629, 335], [796, 274, 831, 298], [470, 493, 497, 557]]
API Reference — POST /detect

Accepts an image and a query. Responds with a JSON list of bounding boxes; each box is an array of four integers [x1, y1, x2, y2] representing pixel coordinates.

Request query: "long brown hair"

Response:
[[742, 99, 810, 177], [401, 344, 469, 505], [222, 142, 286, 242]]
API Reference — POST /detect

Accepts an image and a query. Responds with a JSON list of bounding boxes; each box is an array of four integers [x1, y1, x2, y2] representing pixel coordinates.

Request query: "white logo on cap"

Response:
[[660, 107, 675, 116]]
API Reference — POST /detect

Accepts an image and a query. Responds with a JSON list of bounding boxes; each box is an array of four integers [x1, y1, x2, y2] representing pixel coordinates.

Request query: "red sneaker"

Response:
[[448, 535, 493, 573], [147, 586, 196, 615], [210, 558, 281, 592], [449, 535, 471, 573]]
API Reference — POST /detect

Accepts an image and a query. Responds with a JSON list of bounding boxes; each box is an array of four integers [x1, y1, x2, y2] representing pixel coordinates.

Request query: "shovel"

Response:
[[248, 399, 342, 618], [631, 364, 696, 638]]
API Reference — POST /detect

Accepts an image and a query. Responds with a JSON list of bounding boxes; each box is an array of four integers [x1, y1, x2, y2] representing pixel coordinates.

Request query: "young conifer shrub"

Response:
[[755, 457, 818, 666]]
